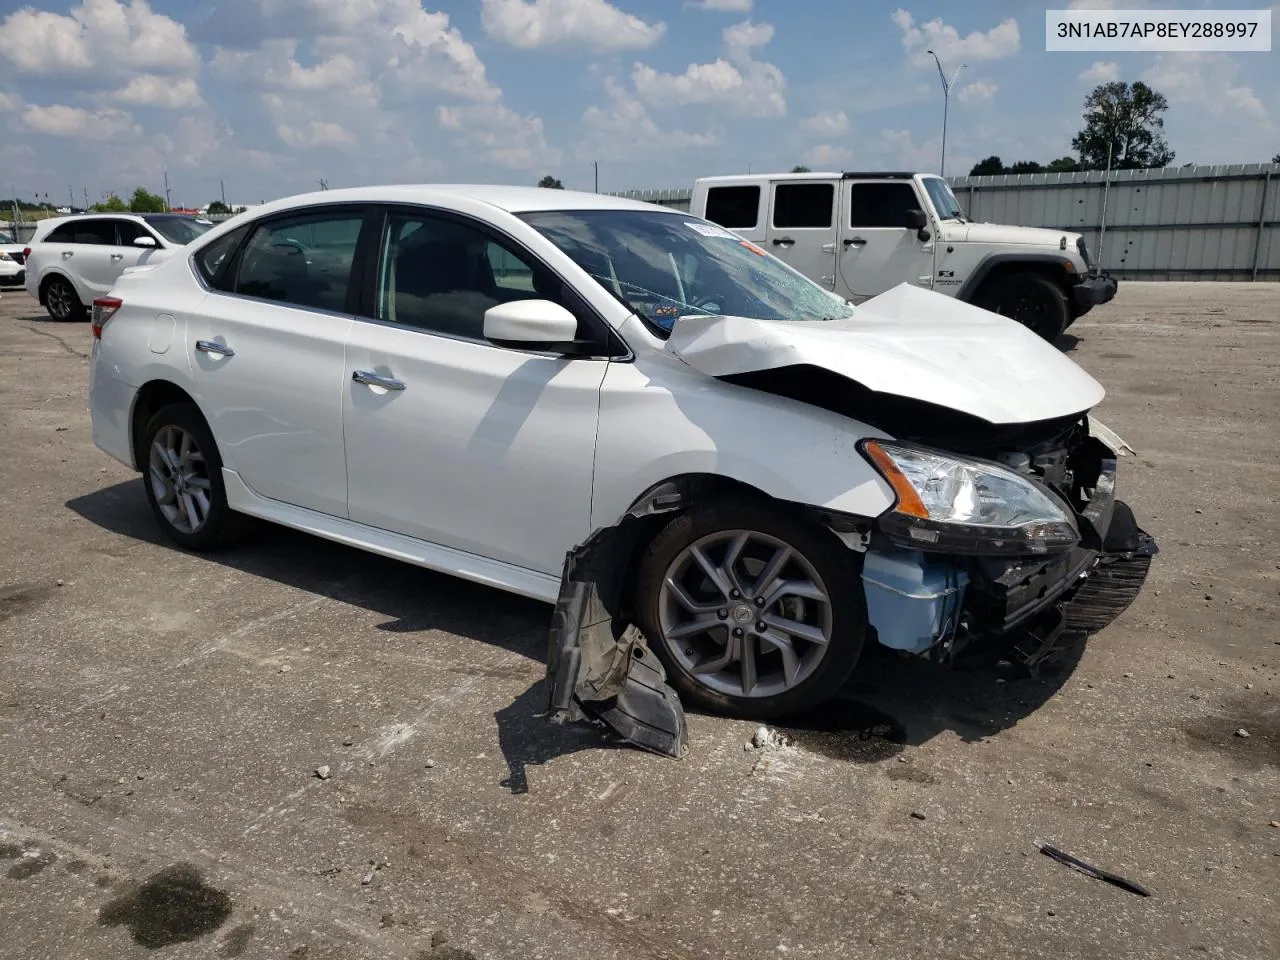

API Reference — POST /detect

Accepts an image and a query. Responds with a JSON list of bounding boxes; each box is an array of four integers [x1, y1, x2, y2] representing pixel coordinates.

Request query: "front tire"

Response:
[[636, 498, 867, 719], [980, 272, 1069, 341], [140, 403, 246, 551], [42, 275, 86, 322]]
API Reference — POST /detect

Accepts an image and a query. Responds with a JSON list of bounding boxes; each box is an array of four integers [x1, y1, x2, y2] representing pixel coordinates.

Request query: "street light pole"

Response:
[[926, 50, 966, 178]]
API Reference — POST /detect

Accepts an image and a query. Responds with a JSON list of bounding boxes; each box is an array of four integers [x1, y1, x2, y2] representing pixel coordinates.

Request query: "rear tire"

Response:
[[42, 275, 86, 322], [979, 272, 1069, 341], [636, 497, 867, 720], [140, 403, 248, 551]]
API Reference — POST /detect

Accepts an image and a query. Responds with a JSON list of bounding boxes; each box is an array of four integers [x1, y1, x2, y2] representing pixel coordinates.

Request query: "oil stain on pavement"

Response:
[[98, 863, 233, 948]]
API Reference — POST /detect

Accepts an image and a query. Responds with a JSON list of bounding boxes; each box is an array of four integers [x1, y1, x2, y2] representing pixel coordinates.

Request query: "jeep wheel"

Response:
[[981, 273, 1069, 342]]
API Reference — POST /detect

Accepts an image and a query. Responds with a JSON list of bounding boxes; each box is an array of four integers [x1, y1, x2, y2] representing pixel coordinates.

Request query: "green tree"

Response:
[[206, 200, 231, 215], [969, 156, 1004, 176], [1072, 81, 1174, 170], [1047, 156, 1081, 173], [1007, 160, 1045, 174], [128, 187, 167, 212], [791, 165, 812, 173], [536, 175, 564, 189], [92, 193, 128, 212]]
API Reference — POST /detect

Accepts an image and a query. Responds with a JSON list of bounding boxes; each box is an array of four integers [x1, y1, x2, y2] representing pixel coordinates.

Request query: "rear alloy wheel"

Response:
[[141, 403, 247, 551], [637, 499, 866, 719], [982, 273, 1069, 342], [43, 276, 85, 322]]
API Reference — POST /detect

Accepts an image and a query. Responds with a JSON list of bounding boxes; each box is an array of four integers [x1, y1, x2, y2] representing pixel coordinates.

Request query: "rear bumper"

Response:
[[1071, 271, 1118, 317]]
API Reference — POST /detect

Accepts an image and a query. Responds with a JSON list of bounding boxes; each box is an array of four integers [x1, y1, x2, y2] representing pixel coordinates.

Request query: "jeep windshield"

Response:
[[922, 177, 965, 221], [519, 209, 854, 336]]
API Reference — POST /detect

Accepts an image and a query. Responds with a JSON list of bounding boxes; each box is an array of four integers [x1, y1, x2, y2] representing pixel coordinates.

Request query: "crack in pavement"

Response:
[[23, 323, 90, 359]]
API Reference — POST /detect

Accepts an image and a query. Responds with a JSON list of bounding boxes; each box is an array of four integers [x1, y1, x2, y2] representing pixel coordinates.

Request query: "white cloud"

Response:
[[436, 103, 562, 170], [1139, 53, 1273, 160], [277, 120, 357, 148], [0, 0, 199, 77], [798, 110, 849, 136], [892, 9, 1020, 65], [686, 0, 752, 11], [804, 144, 853, 167], [581, 78, 718, 161], [1079, 61, 1121, 84], [632, 19, 786, 117], [0, 92, 20, 113], [111, 74, 203, 108], [480, 0, 666, 52], [23, 103, 140, 141], [957, 80, 997, 103]]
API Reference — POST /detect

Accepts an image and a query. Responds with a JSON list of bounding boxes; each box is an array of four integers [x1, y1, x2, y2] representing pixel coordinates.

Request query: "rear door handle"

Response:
[[61, 251, 74, 259], [843, 237, 867, 247], [353, 370, 406, 391], [195, 339, 235, 357], [771, 237, 795, 247], [110, 253, 124, 261]]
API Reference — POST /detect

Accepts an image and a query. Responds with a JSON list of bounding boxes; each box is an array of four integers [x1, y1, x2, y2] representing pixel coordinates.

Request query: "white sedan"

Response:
[[87, 185, 1156, 756]]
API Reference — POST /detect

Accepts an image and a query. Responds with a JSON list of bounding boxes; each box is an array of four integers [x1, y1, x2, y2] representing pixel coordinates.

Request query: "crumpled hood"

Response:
[[666, 283, 1105, 425], [945, 221, 1079, 247]]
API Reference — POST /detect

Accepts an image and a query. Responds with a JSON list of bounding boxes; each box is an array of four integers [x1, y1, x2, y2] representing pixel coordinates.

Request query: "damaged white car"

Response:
[[86, 186, 1156, 758]]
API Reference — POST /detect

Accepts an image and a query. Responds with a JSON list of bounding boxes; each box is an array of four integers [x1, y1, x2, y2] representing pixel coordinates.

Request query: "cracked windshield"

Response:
[[521, 209, 855, 335]]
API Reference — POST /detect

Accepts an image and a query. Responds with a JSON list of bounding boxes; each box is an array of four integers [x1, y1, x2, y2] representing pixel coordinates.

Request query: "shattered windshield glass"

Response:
[[519, 209, 855, 336], [922, 177, 964, 221]]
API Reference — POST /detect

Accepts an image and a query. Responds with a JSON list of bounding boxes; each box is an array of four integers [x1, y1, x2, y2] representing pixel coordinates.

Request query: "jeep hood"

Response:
[[945, 222, 1081, 247], [666, 283, 1104, 425]]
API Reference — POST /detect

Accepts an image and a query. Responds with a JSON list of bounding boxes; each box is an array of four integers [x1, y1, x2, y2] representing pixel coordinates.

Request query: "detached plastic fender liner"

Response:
[[546, 485, 691, 759]]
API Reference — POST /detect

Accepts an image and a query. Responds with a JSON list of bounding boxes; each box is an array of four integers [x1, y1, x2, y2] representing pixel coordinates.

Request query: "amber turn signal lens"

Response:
[[862, 440, 930, 519]]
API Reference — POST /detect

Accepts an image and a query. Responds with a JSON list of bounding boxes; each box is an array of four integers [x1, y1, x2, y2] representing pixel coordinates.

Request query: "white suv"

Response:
[[24, 213, 212, 321], [0, 228, 25, 289]]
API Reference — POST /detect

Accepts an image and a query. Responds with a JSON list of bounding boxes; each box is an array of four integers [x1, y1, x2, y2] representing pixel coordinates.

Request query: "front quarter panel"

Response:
[[592, 334, 897, 528]]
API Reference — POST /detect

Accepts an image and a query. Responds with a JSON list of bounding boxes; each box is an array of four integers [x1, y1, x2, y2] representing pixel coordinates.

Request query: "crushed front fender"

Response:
[[546, 502, 689, 759]]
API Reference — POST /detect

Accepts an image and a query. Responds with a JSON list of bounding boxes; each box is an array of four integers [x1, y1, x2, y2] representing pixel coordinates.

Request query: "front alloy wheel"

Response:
[[638, 499, 866, 719]]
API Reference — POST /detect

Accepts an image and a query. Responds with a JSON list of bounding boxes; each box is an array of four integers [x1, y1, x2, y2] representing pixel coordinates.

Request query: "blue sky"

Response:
[[0, 1, 1276, 208]]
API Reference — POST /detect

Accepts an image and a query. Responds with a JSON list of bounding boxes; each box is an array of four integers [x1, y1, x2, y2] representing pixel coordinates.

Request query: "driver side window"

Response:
[[233, 212, 364, 312]]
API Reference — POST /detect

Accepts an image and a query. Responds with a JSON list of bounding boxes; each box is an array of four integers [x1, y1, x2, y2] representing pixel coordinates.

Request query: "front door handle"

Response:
[[353, 370, 406, 391], [843, 237, 867, 247], [195, 339, 235, 357], [771, 236, 795, 247]]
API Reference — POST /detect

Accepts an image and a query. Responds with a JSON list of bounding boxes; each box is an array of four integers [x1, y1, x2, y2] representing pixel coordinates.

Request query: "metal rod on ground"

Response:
[[1252, 168, 1271, 282], [1096, 102, 1116, 271]]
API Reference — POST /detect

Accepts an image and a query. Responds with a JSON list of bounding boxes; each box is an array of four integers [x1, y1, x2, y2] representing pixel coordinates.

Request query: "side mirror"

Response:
[[484, 299, 587, 354], [904, 209, 928, 230], [133, 235, 158, 248]]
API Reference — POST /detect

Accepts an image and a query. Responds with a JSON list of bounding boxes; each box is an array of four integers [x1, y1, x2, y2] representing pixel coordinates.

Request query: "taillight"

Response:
[[22, 247, 31, 259], [91, 297, 122, 339]]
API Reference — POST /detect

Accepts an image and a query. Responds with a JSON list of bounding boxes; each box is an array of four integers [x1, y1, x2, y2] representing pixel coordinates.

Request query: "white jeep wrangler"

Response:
[[690, 171, 1117, 341]]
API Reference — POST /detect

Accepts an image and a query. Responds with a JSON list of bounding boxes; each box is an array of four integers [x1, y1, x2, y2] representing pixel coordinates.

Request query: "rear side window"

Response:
[[194, 226, 249, 289], [772, 183, 834, 229], [47, 220, 115, 245], [233, 213, 364, 312], [704, 186, 760, 229], [849, 183, 921, 228]]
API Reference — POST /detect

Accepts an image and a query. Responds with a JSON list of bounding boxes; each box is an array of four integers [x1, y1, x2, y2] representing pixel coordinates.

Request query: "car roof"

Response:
[[252, 184, 671, 217], [694, 171, 923, 184]]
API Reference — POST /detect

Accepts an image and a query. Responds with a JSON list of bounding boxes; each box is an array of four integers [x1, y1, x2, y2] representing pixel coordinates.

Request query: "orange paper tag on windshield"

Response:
[[740, 240, 767, 257]]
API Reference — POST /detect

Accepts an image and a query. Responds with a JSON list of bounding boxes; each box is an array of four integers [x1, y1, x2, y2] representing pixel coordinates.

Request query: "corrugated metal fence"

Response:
[[610, 163, 1279, 281]]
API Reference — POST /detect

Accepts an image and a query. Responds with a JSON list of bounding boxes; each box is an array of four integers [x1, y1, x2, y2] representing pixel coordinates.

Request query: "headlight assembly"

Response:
[[861, 440, 1080, 555]]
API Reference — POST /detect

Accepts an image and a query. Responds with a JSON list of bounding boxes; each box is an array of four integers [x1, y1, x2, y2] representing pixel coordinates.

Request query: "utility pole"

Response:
[[220, 179, 227, 206], [593, 161, 599, 193], [68, 186, 75, 210], [83, 187, 90, 211], [318, 178, 329, 191], [163, 170, 171, 211], [926, 50, 966, 178]]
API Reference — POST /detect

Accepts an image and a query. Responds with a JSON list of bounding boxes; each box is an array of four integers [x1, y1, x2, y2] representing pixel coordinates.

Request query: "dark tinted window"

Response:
[[194, 226, 249, 289], [234, 213, 363, 311], [376, 213, 562, 340], [772, 183, 835, 228], [704, 186, 760, 229], [849, 183, 920, 228], [48, 220, 115, 245], [146, 216, 213, 245], [114, 220, 156, 246]]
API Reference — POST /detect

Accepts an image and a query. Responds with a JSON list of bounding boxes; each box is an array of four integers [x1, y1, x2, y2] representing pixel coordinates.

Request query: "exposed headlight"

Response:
[[861, 440, 1079, 555], [0, 252, 13, 261]]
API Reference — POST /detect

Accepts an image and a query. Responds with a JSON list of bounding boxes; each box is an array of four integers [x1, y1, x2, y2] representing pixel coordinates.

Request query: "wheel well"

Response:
[[130, 381, 199, 470], [969, 262, 1072, 306], [38, 272, 68, 305]]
